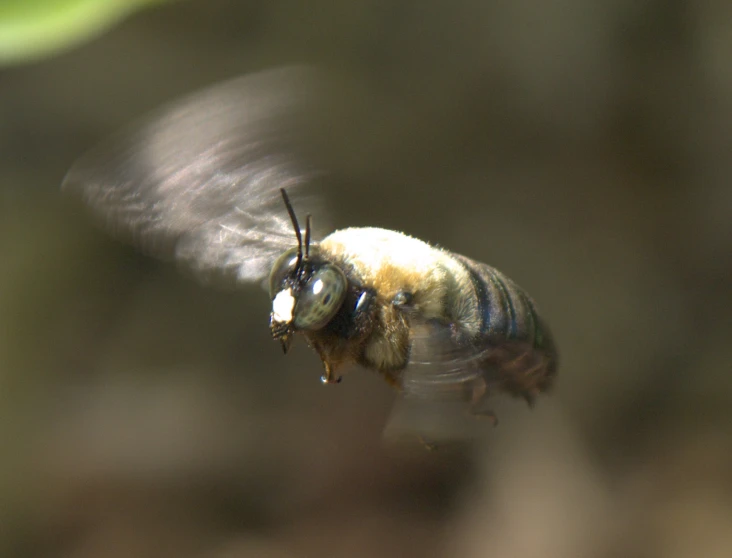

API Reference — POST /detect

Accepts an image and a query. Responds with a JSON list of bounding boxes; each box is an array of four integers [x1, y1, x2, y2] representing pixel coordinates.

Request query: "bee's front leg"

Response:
[[305, 338, 343, 385], [320, 361, 342, 385]]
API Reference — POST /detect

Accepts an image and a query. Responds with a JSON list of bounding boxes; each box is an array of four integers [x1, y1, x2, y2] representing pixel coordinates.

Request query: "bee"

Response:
[[62, 67, 557, 436]]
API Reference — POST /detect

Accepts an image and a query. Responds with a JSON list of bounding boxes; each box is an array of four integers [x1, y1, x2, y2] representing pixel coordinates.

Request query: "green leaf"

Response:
[[0, 0, 171, 66]]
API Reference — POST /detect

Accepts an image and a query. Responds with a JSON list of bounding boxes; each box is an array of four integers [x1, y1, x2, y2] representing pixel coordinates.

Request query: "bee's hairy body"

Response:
[[302, 227, 556, 402]]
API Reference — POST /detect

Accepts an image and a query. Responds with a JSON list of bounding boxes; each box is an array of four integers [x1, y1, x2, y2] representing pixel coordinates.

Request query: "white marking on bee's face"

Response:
[[272, 288, 295, 323]]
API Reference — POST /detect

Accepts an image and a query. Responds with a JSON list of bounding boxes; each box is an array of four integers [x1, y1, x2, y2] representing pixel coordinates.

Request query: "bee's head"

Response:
[[269, 189, 347, 353]]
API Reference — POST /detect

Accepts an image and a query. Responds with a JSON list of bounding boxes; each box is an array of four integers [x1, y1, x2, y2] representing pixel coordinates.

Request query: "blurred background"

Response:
[[2, 1, 731, 556]]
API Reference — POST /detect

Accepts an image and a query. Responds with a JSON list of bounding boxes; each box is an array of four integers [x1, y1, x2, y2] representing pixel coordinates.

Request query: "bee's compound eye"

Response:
[[293, 264, 347, 330], [269, 247, 301, 297]]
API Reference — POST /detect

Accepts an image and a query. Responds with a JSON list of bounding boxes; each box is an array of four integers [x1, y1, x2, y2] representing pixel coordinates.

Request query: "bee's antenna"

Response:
[[304, 214, 312, 259], [280, 188, 302, 267]]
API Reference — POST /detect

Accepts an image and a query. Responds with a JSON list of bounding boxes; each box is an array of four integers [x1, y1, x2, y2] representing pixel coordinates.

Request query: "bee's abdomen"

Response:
[[453, 255, 553, 354], [452, 254, 558, 399]]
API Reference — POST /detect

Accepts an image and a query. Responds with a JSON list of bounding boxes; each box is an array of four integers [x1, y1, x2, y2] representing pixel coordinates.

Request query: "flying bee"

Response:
[[62, 66, 557, 438]]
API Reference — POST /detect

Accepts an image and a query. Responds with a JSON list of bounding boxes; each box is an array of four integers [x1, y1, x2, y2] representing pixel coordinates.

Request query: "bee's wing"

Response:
[[383, 321, 483, 443], [400, 321, 484, 400], [62, 66, 328, 285], [385, 320, 549, 443], [403, 319, 553, 401]]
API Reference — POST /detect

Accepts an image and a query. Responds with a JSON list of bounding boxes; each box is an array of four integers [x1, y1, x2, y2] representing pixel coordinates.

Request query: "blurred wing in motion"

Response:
[[385, 320, 485, 443], [385, 320, 553, 443], [62, 66, 328, 285], [402, 320, 484, 401]]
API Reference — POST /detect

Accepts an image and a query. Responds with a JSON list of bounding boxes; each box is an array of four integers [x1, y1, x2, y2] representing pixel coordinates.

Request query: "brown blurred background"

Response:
[[2, 1, 731, 557]]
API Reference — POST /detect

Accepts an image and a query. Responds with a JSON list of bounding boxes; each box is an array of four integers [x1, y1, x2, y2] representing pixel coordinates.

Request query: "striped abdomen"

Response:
[[452, 254, 558, 401]]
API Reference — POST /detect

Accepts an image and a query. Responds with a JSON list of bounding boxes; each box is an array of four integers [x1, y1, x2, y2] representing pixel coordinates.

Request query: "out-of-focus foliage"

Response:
[[0, 0, 170, 65]]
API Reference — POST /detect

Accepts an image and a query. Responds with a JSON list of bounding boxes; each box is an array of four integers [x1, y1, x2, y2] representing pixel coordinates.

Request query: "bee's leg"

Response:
[[504, 358, 545, 407], [518, 361, 549, 407], [307, 341, 342, 384], [417, 436, 438, 451], [379, 369, 402, 390], [497, 348, 554, 407], [523, 390, 537, 408], [319, 360, 342, 385], [467, 377, 499, 426]]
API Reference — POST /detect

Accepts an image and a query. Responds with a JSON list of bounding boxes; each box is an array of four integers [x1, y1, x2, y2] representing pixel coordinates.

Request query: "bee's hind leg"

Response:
[[417, 436, 438, 451], [466, 377, 499, 427]]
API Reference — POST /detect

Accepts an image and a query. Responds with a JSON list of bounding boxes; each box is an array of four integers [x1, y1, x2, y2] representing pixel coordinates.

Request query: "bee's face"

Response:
[[268, 246, 348, 352]]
